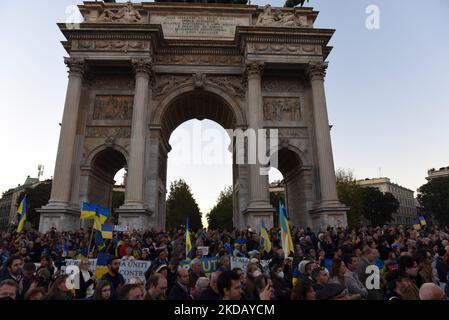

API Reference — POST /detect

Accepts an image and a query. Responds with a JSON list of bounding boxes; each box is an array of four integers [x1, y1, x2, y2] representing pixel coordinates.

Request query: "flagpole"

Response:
[[87, 223, 95, 256]]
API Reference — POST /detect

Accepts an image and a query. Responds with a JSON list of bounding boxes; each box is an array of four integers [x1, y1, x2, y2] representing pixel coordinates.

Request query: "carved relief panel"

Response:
[[93, 95, 134, 120], [263, 97, 301, 121]]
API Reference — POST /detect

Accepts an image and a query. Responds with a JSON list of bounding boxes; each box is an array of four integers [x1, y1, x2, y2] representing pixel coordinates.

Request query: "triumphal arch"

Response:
[[39, 1, 347, 232]]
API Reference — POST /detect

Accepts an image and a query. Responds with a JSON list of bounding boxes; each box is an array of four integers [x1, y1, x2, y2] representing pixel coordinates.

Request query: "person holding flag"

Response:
[[16, 195, 27, 233], [279, 202, 294, 258]]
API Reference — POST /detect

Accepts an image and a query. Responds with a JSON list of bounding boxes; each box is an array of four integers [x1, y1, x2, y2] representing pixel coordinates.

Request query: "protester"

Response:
[[291, 281, 316, 300], [0, 255, 23, 283], [119, 283, 145, 300], [46, 275, 73, 300], [197, 271, 221, 300], [189, 258, 206, 288], [0, 222, 448, 301], [92, 280, 113, 300], [0, 279, 19, 300], [75, 258, 95, 299], [24, 287, 45, 300], [217, 270, 242, 300], [419, 283, 446, 300], [168, 267, 193, 300], [145, 273, 168, 300], [101, 257, 125, 298]]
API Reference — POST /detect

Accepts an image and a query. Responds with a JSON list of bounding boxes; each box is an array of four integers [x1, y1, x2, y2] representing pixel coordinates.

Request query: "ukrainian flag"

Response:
[[260, 220, 272, 253], [413, 219, 421, 231], [93, 205, 110, 231], [81, 202, 97, 220], [279, 202, 294, 257], [101, 224, 113, 239], [16, 196, 27, 233], [186, 218, 192, 259], [419, 216, 427, 226]]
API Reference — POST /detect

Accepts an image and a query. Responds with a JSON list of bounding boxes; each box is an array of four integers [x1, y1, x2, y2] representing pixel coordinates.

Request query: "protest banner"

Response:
[[119, 260, 152, 283], [179, 257, 220, 276], [197, 246, 209, 256], [230, 256, 271, 274], [114, 224, 128, 232]]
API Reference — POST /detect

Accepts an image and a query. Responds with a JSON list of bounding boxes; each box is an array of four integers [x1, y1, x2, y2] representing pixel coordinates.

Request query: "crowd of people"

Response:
[[1, 223, 449, 300]]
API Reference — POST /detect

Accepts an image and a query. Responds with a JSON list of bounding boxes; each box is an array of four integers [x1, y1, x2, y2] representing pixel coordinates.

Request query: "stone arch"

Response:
[[269, 143, 315, 228], [84, 145, 128, 219], [151, 82, 247, 136], [85, 143, 129, 168]]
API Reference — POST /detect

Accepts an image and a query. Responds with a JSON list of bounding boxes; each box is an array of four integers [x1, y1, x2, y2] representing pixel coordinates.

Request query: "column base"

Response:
[[116, 206, 153, 231], [243, 206, 275, 231], [310, 201, 348, 232], [37, 204, 80, 233]]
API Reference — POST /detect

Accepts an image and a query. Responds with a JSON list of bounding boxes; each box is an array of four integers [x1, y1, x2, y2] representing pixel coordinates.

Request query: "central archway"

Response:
[[151, 87, 248, 230]]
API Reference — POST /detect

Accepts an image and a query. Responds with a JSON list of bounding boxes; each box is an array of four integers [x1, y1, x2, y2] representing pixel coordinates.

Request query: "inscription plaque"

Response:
[[150, 13, 250, 40]]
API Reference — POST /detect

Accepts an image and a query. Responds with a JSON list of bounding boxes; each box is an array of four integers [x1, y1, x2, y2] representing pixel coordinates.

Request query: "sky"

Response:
[[0, 0, 448, 227]]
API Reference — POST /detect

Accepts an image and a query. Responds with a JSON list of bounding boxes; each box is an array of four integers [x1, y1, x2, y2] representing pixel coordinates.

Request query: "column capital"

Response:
[[64, 57, 86, 77], [306, 61, 328, 81], [244, 61, 264, 80], [132, 59, 154, 80]]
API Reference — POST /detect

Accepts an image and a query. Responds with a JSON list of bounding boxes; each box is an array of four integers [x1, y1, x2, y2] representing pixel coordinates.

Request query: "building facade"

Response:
[[357, 178, 417, 226], [0, 176, 40, 230], [426, 167, 449, 181]]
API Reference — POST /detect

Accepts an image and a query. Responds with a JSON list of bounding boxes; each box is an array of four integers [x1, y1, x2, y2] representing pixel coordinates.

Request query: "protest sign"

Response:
[[119, 260, 152, 283], [114, 224, 128, 232], [197, 246, 209, 256], [179, 257, 220, 276]]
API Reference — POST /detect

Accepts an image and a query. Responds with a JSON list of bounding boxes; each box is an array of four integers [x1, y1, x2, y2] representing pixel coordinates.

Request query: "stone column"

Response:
[[48, 57, 85, 206], [124, 59, 153, 207], [308, 62, 339, 205], [243, 61, 273, 228]]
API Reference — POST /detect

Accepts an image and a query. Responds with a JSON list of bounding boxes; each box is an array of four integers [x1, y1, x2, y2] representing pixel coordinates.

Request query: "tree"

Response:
[[166, 179, 203, 230], [360, 187, 399, 227], [112, 190, 125, 224], [418, 177, 449, 226], [335, 168, 363, 228], [269, 183, 285, 228], [207, 186, 233, 230], [17, 180, 52, 229]]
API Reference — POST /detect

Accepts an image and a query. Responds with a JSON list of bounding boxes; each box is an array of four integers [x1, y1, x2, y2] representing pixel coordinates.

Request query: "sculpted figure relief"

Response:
[[98, 2, 142, 23], [256, 5, 305, 27]]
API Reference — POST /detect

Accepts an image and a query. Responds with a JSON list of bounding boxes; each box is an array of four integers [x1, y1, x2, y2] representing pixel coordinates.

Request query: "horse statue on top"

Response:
[[284, 0, 310, 8]]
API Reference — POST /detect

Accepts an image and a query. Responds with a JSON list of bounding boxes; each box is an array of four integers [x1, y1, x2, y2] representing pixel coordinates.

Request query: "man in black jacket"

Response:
[[168, 267, 193, 300]]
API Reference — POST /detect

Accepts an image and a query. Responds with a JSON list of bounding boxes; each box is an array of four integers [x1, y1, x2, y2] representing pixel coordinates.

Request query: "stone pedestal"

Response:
[[37, 207, 80, 233], [242, 207, 275, 231], [116, 207, 153, 231]]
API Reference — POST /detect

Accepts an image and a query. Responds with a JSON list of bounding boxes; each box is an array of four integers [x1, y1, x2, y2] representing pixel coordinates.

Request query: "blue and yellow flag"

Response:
[[101, 224, 113, 239], [186, 218, 192, 259], [279, 202, 294, 257], [16, 196, 27, 233], [260, 220, 272, 253], [81, 202, 97, 220], [95, 230, 105, 247], [93, 205, 111, 231], [413, 219, 422, 231], [419, 216, 427, 226]]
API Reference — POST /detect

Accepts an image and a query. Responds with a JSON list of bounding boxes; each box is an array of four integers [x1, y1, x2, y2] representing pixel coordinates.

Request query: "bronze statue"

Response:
[[284, 0, 309, 8]]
